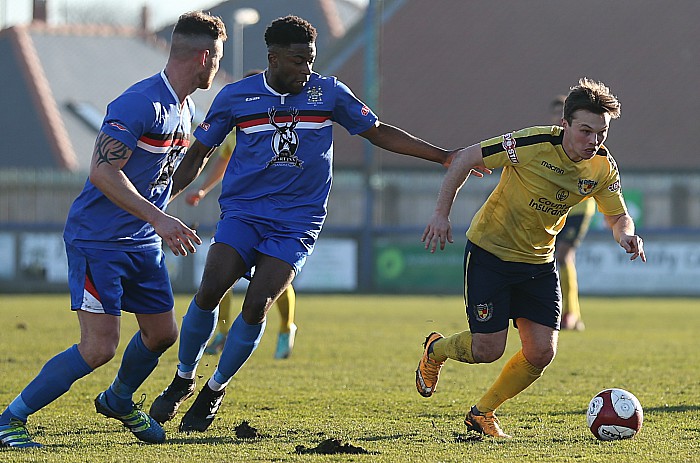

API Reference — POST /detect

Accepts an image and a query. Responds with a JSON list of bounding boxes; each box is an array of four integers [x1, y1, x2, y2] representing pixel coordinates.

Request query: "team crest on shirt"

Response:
[[556, 189, 570, 201], [577, 178, 598, 195], [474, 302, 494, 322], [306, 85, 323, 105], [266, 107, 304, 168]]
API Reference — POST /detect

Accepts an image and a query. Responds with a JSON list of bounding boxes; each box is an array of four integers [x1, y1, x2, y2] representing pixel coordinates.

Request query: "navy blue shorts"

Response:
[[66, 243, 174, 316], [213, 216, 315, 275], [463, 241, 561, 333]]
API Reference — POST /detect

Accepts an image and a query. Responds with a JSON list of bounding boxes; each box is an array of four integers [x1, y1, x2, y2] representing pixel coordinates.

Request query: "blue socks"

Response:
[[103, 332, 163, 414], [0, 344, 92, 425], [177, 297, 218, 375], [212, 313, 265, 387]]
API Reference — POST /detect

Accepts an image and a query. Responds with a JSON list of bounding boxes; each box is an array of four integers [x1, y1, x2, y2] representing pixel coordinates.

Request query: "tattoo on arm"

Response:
[[95, 132, 131, 167]]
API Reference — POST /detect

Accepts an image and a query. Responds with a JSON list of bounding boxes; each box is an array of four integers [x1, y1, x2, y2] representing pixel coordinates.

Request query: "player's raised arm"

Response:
[[422, 144, 486, 253]]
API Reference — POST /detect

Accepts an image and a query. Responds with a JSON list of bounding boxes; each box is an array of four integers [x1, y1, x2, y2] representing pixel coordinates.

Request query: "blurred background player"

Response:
[[185, 121, 298, 359], [551, 95, 595, 331]]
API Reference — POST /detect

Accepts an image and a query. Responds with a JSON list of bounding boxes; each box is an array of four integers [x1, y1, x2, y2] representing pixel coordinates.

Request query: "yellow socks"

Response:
[[431, 331, 475, 364], [217, 290, 233, 334], [560, 259, 581, 319], [475, 349, 544, 413], [276, 285, 296, 333]]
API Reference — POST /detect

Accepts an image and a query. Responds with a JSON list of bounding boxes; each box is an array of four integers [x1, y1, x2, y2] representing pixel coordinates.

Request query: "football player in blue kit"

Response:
[[0, 11, 227, 448], [149, 15, 490, 432]]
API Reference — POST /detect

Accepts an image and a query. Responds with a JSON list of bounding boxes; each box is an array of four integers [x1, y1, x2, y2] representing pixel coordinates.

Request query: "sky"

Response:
[[0, 0, 223, 30]]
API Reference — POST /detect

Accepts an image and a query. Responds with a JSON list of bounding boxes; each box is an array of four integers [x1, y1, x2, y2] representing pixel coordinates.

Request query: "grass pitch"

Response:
[[1, 294, 698, 462]]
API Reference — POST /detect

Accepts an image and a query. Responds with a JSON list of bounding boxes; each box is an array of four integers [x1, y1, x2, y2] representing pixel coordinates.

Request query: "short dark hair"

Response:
[[173, 11, 227, 42], [564, 78, 621, 124], [264, 15, 317, 48]]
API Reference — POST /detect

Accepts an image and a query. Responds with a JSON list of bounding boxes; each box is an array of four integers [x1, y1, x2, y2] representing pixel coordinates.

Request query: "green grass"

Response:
[[1, 294, 699, 462]]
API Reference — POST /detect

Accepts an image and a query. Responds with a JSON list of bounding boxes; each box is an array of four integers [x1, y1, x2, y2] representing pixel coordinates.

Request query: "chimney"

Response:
[[141, 5, 151, 33], [33, 0, 47, 23]]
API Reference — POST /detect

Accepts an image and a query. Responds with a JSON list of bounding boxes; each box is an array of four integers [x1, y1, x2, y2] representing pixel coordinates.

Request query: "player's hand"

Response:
[[422, 213, 453, 253], [469, 166, 493, 178], [185, 190, 205, 206], [619, 234, 646, 262], [152, 213, 202, 256], [444, 148, 492, 178]]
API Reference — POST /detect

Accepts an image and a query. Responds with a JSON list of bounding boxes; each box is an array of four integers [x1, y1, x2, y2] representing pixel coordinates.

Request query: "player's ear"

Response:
[[267, 49, 278, 68], [199, 49, 210, 67]]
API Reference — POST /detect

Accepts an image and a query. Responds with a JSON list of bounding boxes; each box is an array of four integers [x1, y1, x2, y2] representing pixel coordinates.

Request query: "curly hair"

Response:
[[264, 15, 317, 48], [564, 78, 621, 124]]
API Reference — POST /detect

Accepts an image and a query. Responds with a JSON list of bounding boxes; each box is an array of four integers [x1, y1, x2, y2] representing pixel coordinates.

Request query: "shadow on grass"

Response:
[[357, 432, 419, 442], [166, 435, 241, 445], [644, 404, 700, 414]]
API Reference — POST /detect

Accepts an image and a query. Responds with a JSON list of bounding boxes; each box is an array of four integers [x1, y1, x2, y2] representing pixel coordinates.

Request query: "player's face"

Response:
[[199, 40, 224, 90], [267, 43, 316, 94], [562, 109, 611, 162]]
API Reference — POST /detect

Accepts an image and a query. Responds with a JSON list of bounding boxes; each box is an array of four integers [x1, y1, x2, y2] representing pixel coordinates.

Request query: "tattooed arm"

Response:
[[89, 132, 201, 255]]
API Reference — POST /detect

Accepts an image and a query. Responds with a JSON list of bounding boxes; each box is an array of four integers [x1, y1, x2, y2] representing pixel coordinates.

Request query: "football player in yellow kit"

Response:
[[416, 78, 645, 438]]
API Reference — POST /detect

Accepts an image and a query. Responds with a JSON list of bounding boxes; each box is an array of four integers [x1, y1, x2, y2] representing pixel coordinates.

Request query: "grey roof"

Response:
[[0, 23, 228, 172]]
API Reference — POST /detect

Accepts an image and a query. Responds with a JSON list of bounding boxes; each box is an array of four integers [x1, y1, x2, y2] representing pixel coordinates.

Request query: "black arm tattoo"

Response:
[[95, 132, 131, 167]]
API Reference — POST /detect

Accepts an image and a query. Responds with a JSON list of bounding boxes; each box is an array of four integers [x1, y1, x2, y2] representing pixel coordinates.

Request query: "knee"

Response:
[[196, 282, 229, 311], [141, 328, 178, 353], [523, 346, 556, 369], [241, 298, 270, 325], [472, 342, 506, 364], [79, 342, 118, 369]]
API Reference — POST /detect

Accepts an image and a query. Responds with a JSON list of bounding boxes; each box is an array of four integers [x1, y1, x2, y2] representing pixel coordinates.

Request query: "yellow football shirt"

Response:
[[466, 126, 626, 264], [568, 196, 596, 217], [218, 130, 236, 161]]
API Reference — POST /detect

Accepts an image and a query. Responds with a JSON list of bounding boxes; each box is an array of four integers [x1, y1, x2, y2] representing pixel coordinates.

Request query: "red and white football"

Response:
[[587, 388, 643, 440]]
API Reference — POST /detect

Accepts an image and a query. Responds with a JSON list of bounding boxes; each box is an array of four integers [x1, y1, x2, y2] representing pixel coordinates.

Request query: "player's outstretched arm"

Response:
[[171, 138, 217, 201], [423, 144, 486, 253], [604, 213, 646, 262], [359, 122, 490, 176]]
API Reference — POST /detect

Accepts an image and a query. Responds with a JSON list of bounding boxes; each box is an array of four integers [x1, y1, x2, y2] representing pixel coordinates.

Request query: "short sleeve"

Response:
[[101, 92, 156, 149], [331, 79, 378, 135], [193, 87, 236, 148]]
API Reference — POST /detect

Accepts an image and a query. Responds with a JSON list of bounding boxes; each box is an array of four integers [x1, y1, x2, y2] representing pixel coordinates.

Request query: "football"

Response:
[[586, 388, 643, 440]]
